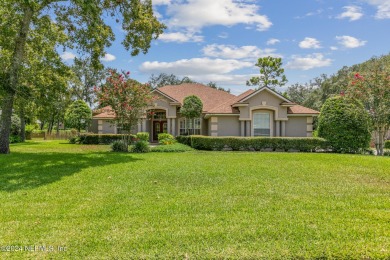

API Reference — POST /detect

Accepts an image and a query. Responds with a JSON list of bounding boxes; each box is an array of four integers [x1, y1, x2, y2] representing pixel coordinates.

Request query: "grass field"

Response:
[[0, 140, 389, 259]]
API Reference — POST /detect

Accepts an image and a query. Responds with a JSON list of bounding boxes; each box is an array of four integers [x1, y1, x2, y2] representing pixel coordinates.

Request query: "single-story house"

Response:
[[91, 83, 320, 141]]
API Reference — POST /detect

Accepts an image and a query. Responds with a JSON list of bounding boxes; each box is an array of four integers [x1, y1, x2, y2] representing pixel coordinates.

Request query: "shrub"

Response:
[[111, 140, 129, 152], [151, 143, 193, 152], [9, 135, 21, 144], [385, 140, 390, 149], [131, 141, 150, 153], [318, 96, 371, 153], [78, 134, 136, 144], [158, 133, 176, 145], [136, 132, 149, 142], [176, 135, 329, 152]]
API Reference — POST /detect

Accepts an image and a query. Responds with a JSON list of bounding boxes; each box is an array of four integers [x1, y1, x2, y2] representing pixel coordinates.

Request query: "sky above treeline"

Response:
[[61, 0, 390, 95]]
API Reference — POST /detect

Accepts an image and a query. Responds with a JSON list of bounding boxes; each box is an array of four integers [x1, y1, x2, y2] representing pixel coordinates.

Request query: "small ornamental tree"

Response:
[[346, 59, 390, 155], [96, 70, 155, 148], [180, 95, 203, 135], [247, 56, 288, 89], [318, 96, 371, 153], [65, 100, 92, 132]]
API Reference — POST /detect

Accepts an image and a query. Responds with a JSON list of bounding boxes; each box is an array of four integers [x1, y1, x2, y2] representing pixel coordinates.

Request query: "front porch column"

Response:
[[281, 121, 286, 137], [167, 118, 171, 134], [246, 121, 251, 137], [240, 121, 245, 137], [171, 118, 176, 136], [275, 120, 280, 137]]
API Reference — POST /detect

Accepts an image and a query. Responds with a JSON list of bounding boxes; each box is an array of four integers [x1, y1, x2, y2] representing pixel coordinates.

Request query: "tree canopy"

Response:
[[65, 100, 92, 132], [247, 56, 288, 89], [0, 0, 165, 153]]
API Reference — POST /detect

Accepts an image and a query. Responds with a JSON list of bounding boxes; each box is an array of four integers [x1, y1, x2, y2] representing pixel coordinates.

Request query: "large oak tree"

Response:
[[0, 0, 165, 153]]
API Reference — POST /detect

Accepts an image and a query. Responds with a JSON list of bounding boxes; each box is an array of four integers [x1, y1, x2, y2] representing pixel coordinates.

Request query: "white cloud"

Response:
[[166, 0, 272, 31], [286, 53, 332, 70], [299, 37, 322, 49], [336, 35, 367, 48], [202, 44, 281, 60], [152, 0, 171, 5], [330, 46, 338, 51], [363, 0, 390, 19], [140, 58, 252, 75], [218, 32, 229, 39], [158, 32, 203, 43], [337, 5, 364, 21], [101, 53, 116, 62], [266, 38, 280, 45], [60, 51, 76, 60]]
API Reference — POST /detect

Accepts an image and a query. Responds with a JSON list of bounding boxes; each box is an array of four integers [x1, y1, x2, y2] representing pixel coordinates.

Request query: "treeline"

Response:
[[285, 54, 390, 111]]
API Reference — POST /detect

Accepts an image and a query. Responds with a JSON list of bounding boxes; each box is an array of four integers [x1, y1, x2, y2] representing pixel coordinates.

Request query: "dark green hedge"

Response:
[[176, 135, 329, 152], [385, 140, 390, 149], [79, 134, 136, 144]]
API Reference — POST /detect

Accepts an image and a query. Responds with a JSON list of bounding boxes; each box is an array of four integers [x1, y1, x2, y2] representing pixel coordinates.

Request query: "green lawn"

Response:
[[0, 140, 389, 259]]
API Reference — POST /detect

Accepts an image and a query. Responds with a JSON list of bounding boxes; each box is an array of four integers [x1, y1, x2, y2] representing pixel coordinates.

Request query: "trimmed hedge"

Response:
[[176, 135, 329, 152], [385, 140, 390, 149], [78, 134, 136, 144]]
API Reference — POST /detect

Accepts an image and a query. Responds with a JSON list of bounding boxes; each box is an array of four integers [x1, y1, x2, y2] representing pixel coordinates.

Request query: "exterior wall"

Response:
[[151, 92, 177, 118], [102, 120, 116, 134], [285, 117, 309, 137], [215, 116, 240, 136], [202, 118, 209, 136]]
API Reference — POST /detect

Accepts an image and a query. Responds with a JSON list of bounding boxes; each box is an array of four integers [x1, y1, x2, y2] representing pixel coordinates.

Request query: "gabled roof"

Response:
[[287, 105, 319, 115], [158, 83, 236, 113], [93, 106, 116, 119], [237, 86, 292, 103]]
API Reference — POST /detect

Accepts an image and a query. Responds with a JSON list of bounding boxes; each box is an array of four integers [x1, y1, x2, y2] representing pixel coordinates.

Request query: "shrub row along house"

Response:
[[91, 84, 319, 142]]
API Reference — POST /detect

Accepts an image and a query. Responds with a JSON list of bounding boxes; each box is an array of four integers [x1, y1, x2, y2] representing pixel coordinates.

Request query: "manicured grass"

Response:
[[0, 140, 389, 259]]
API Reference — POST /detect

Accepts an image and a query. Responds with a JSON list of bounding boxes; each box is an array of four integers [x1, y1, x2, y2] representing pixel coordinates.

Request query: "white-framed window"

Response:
[[179, 118, 201, 135], [253, 112, 271, 137]]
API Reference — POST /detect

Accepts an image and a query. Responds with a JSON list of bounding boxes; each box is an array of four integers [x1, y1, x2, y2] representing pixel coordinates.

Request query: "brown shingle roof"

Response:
[[93, 106, 116, 119], [287, 105, 319, 114], [158, 83, 235, 113]]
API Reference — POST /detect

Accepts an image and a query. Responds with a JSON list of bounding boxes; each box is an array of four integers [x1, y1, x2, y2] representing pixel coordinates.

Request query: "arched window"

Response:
[[253, 112, 271, 136]]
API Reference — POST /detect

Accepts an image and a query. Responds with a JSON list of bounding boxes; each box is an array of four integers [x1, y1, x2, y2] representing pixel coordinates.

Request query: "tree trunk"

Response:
[[56, 119, 60, 138], [0, 6, 33, 154], [374, 127, 386, 156], [0, 93, 15, 153], [19, 105, 26, 142]]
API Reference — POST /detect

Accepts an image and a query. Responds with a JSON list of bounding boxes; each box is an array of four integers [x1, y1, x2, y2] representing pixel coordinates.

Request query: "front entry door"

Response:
[[153, 121, 167, 141]]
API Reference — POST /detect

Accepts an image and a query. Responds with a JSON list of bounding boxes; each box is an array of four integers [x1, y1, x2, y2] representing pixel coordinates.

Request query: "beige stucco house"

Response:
[[91, 83, 319, 141]]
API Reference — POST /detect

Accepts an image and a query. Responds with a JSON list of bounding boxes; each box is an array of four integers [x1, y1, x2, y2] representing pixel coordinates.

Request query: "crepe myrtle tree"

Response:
[[346, 58, 390, 156], [96, 70, 155, 147], [180, 95, 203, 135], [0, 0, 165, 154]]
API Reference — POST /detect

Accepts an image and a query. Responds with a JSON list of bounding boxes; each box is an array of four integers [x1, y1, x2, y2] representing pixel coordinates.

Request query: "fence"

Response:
[[30, 131, 77, 140]]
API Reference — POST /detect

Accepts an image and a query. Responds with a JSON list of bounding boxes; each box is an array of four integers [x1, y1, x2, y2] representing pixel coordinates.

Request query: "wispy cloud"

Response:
[[363, 0, 390, 19], [337, 5, 363, 21], [266, 38, 280, 45], [286, 53, 332, 70], [336, 35, 367, 48], [202, 44, 281, 60], [159, 32, 203, 43], [60, 51, 76, 60], [101, 53, 116, 62], [299, 37, 322, 49]]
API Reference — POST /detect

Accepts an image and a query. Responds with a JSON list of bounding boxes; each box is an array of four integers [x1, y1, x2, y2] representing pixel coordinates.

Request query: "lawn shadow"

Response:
[[0, 152, 140, 192]]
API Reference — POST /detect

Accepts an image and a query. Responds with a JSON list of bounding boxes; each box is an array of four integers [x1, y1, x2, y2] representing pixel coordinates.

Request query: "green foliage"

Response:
[[131, 141, 150, 153], [176, 136, 328, 152], [10, 114, 21, 136], [151, 143, 193, 152], [136, 132, 150, 142], [385, 140, 390, 149], [158, 133, 176, 145], [65, 100, 92, 132], [180, 95, 203, 119], [247, 56, 288, 89], [78, 134, 136, 145], [318, 96, 371, 153], [9, 135, 21, 144], [111, 140, 129, 152]]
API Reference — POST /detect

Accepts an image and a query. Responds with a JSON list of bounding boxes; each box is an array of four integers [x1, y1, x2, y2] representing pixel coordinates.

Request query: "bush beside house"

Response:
[[318, 96, 371, 153]]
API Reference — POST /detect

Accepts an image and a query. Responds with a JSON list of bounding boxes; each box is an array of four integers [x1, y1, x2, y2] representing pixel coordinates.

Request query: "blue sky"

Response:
[[62, 0, 390, 95]]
